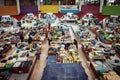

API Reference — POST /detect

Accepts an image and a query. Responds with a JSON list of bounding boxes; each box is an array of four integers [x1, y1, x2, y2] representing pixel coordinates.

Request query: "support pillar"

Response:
[[16, 0, 20, 14], [100, 0, 104, 13], [37, 0, 40, 12]]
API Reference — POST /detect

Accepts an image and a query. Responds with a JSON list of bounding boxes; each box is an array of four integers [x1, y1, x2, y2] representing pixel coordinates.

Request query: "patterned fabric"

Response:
[[41, 63, 88, 80]]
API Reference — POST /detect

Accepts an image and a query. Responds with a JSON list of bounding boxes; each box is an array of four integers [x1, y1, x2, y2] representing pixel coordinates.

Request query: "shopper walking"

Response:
[[35, 45, 41, 60], [73, 39, 78, 49]]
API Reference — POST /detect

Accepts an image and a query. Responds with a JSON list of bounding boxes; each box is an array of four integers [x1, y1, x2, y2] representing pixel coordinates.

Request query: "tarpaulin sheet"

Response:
[[41, 63, 88, 80]]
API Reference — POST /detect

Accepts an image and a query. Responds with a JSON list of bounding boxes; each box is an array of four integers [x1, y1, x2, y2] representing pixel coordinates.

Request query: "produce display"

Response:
[[47, 24, 81, 64], [0, 12, 120, 80], [40, 13, 59, 26], [21, 13, 38, 28], [61, 13, 79, 22], [0, 42, 11, 58]]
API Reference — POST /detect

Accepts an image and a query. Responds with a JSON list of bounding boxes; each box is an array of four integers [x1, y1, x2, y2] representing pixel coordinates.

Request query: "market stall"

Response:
[[0, 41, 41, 80], [21, 13, 38, 28], [0, 15, 18, 32], [40, 13, 60, 27], [80, 31, 120, 79], [61, 13, 79, 23], [24, 27, 45, 42], [81, 13, 97, 26]]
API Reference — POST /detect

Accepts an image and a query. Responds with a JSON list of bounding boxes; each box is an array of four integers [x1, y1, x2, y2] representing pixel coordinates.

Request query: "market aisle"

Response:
[[78, 44, 96, 80], [69, 26, 96, 79], [30, 40, 49, 80]]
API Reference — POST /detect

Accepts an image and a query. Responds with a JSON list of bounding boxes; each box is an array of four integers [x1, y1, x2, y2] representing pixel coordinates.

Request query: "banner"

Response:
[[60, 5, 79, 10]]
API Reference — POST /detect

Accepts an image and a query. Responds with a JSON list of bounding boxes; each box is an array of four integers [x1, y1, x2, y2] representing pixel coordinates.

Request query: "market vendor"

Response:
[[48, 33, 52, 45], [19, 29, 24, 42], [35, 44, 41, 60], [28, 35, 32, 44], [14, 34, 19, 47], [73, 39, 78, 50]]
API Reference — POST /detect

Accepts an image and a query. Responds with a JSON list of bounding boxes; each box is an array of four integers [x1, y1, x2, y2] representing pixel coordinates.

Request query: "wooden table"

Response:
[[9, 56, 36, 80]]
